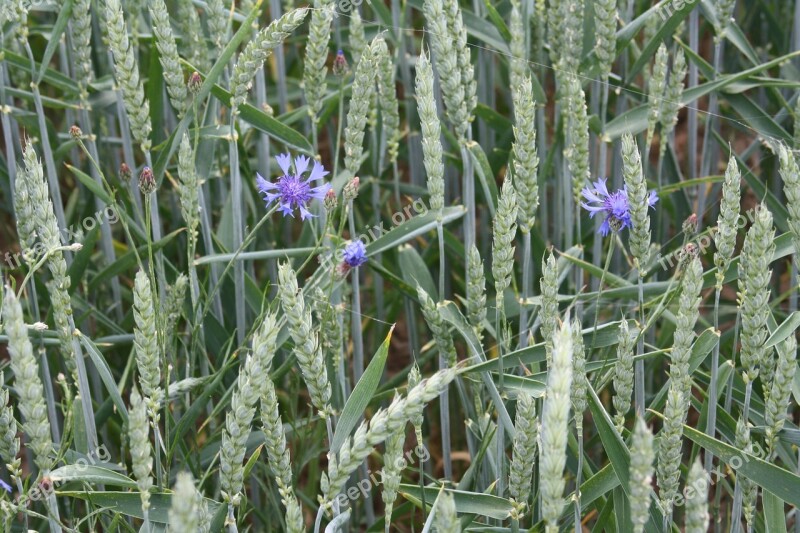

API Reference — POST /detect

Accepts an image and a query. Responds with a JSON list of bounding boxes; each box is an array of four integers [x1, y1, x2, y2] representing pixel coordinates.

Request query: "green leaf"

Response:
[[683, 424, 800, 508], [588, 385, 631, 495], [36, 0, 75, 84], [65, 164, 113, 205], [50, 465, 136, 489], [579, 464, 618, 510], [78, 333, 129, 423], [763, 490, 788, 533], [193, 247, 317, 266], [626, 1, 693, 83], [1, 49, 79, 93], [330, 327, 394, 454], [588, 387, 664, 531], [766, 311, 800, 348], [482, 0, 511, 42], [88, 230, 180, 292], [468, 141, 498, 218], [209, 84, 313, 152], [605, 50, 800, 139], [398, 244, 438, 300], [58, 491, 221, 524], [398, 485, 513, 520], [366, 206, 466, 256], [464, 320, 632, 373], [474, 103, 514, 133], [438, 301, 515, 437]]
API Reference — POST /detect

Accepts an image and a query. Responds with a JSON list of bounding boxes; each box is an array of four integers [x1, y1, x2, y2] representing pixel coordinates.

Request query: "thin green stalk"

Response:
[[143, 152, 166, 306], [463, 141, 475, 255], [73, 139, 144, 266], [438, 223, 446, 298], [635, 274, 645, 415], [519, 231, 532, 348], [229, 114, 246, 345], [593, 82, 610, 295], [45, 489, 63, 533], [495, 300, 507, 499], [704, 286, 723, 472], [152, 415, 164, 491], [371, 180, 385, 320], [347, 201, 365, 382], [575, 428, 584, 533], [333, 77, 346, 180], [698, 41, 723, 220], [591, 235, 616, 348], [270, 0, 289, 114]]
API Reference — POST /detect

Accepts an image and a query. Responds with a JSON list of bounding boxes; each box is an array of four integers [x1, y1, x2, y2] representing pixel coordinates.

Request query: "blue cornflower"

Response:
[[0, 478, 11, 493], [343, 240, 368, 268], [256, 153, 331, 220], [581, 178, 658, 236]]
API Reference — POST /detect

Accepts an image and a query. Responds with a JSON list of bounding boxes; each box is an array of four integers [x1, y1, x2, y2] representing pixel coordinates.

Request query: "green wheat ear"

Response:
[[105, 0, 152, 152], [629, 416, 654, 533], [321, 367, 457, 511], [539, 319, 573, 531], [150, 0, 187, 117], [380, 398, 406, 531], [512, 75, 540, 234], [434, 491, 461, 532], [622, 133, 654, 272], [278, 262, 333, 418], [416, 49, 445, 217], [303, 0, 334, 126], [612, 318, 635, 433], [685, 458, 710, 532], [656, 255, 703, 521], [738, 204, 775, 385], [260, 369, 304, 533], [508, 391, 538, 517], [3, 288, 54, 473], [344, 38, 378, 175], [230, 8, 309, 109], [129, 387, 154, 522], [169, 472, 201, 531], [133, 270, 163, 408]]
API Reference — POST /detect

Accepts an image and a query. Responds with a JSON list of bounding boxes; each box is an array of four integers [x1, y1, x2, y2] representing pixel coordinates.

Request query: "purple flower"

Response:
[[580, 178, 658, 236], [0, 479, 11, 493], [343, 240, 367, 268], [256, 154, 331, 220]]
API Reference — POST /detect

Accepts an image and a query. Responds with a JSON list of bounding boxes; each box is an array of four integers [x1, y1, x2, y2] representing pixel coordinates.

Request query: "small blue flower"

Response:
[[343, 240, 368, 268], [0, 478, 11, 493], [580, 178, 658, 236], [256, 153, 331, 220]]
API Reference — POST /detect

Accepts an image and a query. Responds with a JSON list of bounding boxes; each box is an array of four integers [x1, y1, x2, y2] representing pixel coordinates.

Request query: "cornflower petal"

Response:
[[308, 161, 329, 182], [276, 153, 292, 175], [294, 155, 310, 176]]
